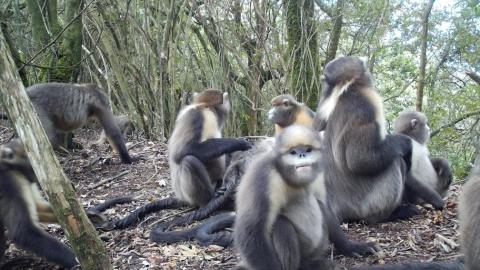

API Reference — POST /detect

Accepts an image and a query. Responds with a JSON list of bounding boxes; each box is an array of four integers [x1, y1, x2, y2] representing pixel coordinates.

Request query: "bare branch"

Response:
[[466, 71, 480, 85], [314, 0, 333, 17], [431, 109, 480, 137]]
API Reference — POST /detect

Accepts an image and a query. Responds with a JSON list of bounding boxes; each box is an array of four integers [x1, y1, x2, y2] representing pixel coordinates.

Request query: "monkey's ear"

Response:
[[282, 98, 290, 106], [410, 119, 418, 129]]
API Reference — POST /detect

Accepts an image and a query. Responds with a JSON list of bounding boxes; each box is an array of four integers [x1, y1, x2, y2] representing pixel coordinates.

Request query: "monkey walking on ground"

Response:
[[393, 109, 452, 207], [103, 89, 251, 231], [26, 82, 139, 164]]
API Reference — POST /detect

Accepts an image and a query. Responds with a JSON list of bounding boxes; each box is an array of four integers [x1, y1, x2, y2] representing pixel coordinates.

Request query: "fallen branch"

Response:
[[89, 170, 130, 190]]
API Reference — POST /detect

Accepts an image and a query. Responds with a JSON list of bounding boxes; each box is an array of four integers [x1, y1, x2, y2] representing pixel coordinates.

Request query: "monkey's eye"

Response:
[[282, 99, 290, 106], [306, 147, 312, 153], [290, 150, 297, 155]]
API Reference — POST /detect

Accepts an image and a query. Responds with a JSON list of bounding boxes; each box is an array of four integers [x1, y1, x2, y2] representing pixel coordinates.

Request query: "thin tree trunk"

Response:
[[0, 32, 112, 270], [325, 0, 344, 65], [416, 0, 435, 112]]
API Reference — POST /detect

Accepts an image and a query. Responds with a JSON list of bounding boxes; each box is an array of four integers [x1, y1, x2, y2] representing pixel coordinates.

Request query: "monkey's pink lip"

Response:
[[296, 165, 312, 170]]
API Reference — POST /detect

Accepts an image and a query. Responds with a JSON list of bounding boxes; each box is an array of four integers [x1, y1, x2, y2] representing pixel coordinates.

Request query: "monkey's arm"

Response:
[[404, 174, 444, 210], [344, 126, 412, 175], [0, 189, 78, 268], [183, 138, 251, 162], [235, 202, 283, 270], [320, 202, 378, 257]]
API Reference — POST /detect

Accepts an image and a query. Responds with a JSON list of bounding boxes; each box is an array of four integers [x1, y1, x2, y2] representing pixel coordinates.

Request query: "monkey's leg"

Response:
[[34, 107, 60, 149], [95, 109, 133, 164], [321, 203, 378, 257], [405, 174, 444, 210], [180, 155, 217, 206], [271, 215, 301, 270], [36, 203, 58, 224], [186, 138, 251, 162]]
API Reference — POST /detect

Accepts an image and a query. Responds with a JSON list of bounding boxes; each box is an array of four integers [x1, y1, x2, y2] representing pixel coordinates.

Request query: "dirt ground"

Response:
[[0, 120, 463, 270]]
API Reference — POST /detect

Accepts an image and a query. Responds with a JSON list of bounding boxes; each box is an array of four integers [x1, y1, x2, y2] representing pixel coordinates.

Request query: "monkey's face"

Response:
[[268, 96, 296, 127], [0, 140, 30, 168], [275, 144, 322, 187]]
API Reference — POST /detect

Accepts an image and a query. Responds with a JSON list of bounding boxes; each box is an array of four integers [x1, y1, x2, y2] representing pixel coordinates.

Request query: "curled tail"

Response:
[[150, 212, 235, 247], [109, 197, 187, 230]]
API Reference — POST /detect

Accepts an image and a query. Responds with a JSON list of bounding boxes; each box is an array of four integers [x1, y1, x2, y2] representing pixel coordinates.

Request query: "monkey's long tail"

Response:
[[349, 257, 464, 270], [108, 197, 188, 230], [155, 174, 238, 230], [150, 212, 235, 247], [87, 196, 134, 214]]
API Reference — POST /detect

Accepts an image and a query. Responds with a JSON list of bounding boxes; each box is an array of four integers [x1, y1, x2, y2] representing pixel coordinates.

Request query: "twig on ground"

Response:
[[88, 170, 131, 190]]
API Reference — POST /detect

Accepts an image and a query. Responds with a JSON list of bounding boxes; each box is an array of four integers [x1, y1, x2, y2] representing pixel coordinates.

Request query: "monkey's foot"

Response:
[[337, 241, 379, 257]]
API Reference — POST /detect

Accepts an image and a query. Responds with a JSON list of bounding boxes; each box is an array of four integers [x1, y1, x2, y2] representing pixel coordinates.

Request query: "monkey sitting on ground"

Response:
[[149, 94, 318, 245], [95, 114, 135, 145], [168, 88, 251, 207], [0, 139, 78, 268], [26, 82, 138, 164], [103, 89, 251, 230], [235, 125, 336, 270], [311, 57, 444, 249], [393, 109, 452, 207]]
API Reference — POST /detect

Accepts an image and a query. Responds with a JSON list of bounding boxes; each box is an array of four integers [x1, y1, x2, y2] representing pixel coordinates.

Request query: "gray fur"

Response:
[[169, 90, 250, 207], [394, 110, 452, 199], [26, 82, 134, 163], [96, 114, 134, 144], [312, 56, 412, 224], [235, 125, 332, 270], [459, 154, 480, 270]]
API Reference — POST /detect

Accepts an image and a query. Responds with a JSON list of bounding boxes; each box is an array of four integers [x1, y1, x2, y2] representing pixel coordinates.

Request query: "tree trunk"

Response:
[[416, 0, 435, 112], [0, 31, 113, 270], [325, 0, 344, 65], [285, 0, 320, 109], [51, 0, 84, 82]]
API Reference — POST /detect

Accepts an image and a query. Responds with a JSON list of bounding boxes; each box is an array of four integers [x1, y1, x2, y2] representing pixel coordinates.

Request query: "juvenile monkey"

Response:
[[26, 82, 136, 164], [0, 139, 78, 268], [96, 114, 135, 145], [394, 109, 452, 202], [268, 94, 315, 134], [235, 125, 334, 270], [168, 89, 250, 206]]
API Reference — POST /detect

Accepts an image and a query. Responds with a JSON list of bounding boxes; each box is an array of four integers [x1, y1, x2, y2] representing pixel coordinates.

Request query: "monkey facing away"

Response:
[[168, 89, 251, 207], [394, 109, 452, 203], [235, 125, 335, 270], [26, 82, 137, 164], [311, 56, 434, 226], [0, 140, 78, 268], [268, 94, 315, 134]]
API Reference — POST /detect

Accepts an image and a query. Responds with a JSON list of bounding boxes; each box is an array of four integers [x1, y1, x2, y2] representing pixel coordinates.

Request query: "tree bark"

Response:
[[0, 31, 112, 270], [51, 0, 84, 82], [325, 0, 344, 65], [416, 0, 435, 112], [285, 0, 320, 109]]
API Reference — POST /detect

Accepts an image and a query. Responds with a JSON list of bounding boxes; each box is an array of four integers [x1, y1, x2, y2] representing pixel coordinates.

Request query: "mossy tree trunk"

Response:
[[0, 31, 112, 270], [26, 0, 83, 82], [285, 0, 320, 109]]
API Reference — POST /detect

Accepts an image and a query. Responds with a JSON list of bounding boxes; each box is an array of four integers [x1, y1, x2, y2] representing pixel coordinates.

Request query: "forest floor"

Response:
[[0, 120, 464, 270]]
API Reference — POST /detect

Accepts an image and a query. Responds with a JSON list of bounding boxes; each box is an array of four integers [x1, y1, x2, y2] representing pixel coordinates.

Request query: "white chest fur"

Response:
[[201, 109, 221, 141], [411, 140, 437, 189]]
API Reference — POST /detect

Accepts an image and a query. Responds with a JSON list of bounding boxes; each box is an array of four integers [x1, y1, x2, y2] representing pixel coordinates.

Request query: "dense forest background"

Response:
[[1, 0, 479, 178]]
